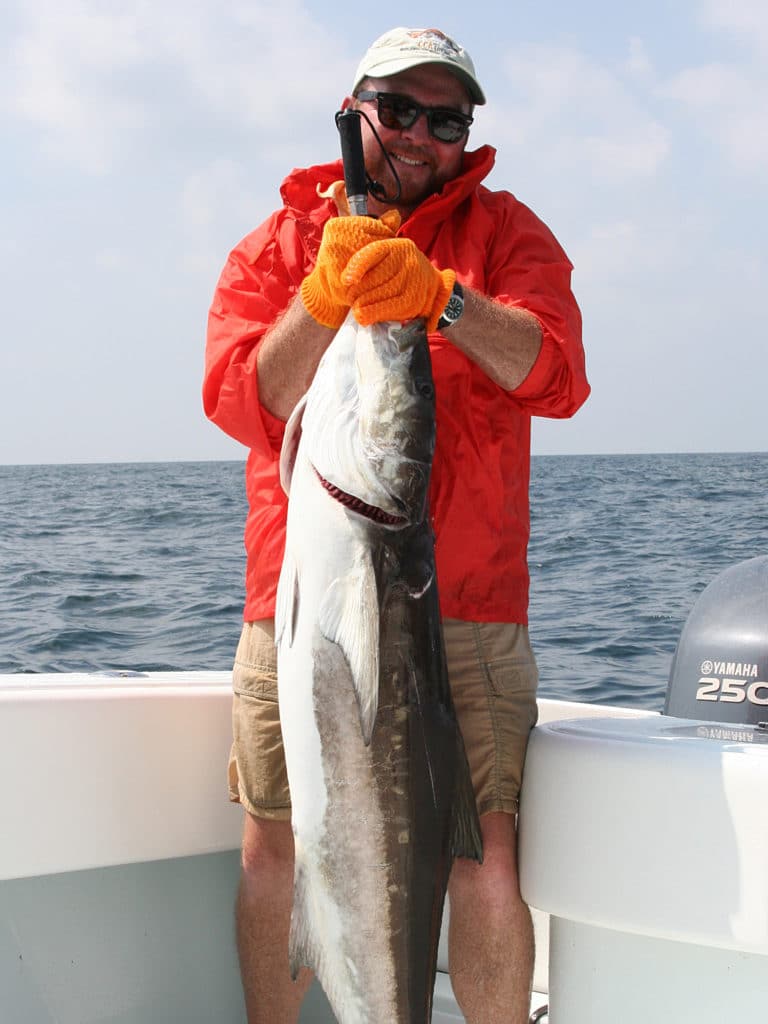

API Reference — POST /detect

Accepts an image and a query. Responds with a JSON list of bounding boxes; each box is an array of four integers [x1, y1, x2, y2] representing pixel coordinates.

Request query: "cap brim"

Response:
[[354, 55, 486, 105]]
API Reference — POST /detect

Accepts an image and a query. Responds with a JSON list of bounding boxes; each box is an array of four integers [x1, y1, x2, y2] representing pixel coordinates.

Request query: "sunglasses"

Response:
[[355, 90, 473, 144]]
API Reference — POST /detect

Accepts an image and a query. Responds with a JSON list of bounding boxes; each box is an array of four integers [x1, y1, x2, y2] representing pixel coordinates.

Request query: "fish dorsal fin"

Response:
[[274, 549, 299, 650], [318, 552, 379, 745], [451, 729, 484, 863], [279, 394, 307, 496]]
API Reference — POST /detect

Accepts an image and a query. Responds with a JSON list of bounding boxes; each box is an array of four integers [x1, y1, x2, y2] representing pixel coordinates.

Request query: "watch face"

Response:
[[438, 283, 464, 330], [444, 294, 463, 322]]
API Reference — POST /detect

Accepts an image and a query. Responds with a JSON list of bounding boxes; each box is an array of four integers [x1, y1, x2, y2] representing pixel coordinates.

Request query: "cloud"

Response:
[[179, 158, 257, 277], [570, 219, 645, 285], [661, 63, 768, 168], [484, 15, 768, 187], [659, 0, 768, 171], [3, 0, 348, 174], [4, 0, 146, 172], [482, 41, 669, 185], [700, 0, 768, 54], [624, 36, 654, 80]]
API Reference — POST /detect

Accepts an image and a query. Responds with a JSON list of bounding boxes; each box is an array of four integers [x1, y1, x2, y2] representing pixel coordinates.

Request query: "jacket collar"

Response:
[[280, 145, 497, 224]]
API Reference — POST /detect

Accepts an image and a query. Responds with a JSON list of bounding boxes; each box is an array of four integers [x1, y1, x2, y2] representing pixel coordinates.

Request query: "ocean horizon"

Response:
[[2, 451, 766, 711]]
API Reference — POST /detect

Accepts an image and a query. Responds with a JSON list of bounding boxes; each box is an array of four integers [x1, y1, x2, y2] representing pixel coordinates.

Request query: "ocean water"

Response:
[[1, 453, 766, 711]]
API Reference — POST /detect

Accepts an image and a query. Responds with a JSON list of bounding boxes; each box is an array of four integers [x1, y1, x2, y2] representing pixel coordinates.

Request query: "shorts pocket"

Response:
[[229, 621, 290, 813], [232, 621, 278, 701], [484, 657, 538, 699], [484, 649, 540, 742]]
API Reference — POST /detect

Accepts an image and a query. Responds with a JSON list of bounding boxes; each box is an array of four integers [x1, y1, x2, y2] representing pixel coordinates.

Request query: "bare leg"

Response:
[[448, 811, 534, 1024], [236, 813, 313, 1024]]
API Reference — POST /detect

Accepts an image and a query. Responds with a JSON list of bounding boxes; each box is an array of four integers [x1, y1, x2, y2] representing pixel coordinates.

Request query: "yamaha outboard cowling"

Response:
[[664, 555, 768, 725]]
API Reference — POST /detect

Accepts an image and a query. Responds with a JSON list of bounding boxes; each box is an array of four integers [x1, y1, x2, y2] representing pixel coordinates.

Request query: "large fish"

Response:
[[275, 311, 483, 1023]]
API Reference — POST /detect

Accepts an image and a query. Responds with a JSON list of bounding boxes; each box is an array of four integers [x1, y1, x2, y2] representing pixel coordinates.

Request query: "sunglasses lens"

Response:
[[377, 95, 419, 130], [429, 114, 469, 143]]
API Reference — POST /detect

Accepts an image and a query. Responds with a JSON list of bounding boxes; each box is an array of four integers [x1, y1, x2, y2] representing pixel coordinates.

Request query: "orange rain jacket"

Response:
[[204, 145, 589, 625]]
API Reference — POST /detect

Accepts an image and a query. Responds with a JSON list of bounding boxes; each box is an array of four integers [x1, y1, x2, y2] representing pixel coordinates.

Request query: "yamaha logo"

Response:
[[696, 658, 768, 705], [700, 660, 758, 677]]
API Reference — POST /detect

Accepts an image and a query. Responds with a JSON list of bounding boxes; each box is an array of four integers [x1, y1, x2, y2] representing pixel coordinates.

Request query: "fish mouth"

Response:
[[315, 470, 407, 527]]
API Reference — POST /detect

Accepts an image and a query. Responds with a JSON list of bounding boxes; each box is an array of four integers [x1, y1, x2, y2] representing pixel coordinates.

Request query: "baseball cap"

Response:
[[352, 27, 486, 106]]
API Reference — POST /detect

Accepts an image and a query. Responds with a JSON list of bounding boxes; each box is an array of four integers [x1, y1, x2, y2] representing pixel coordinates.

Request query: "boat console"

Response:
[[519, 556, 768, 1023]]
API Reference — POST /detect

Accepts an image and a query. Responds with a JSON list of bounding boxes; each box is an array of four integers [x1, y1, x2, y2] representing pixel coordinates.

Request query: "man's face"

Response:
[[347, 64, 472, 217]]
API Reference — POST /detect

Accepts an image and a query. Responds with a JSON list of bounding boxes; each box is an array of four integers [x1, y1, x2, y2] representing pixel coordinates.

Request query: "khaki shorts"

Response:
[[228, 618, 539, 820]]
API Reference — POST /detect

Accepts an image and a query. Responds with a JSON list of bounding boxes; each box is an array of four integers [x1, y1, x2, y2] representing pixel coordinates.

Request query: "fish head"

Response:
[[356, 320, 435, 521], [301, 315, 435, 530]]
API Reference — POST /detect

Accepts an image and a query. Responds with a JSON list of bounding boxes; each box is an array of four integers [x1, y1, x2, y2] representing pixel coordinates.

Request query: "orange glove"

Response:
[[342, 238, 455, 331], [299, 211, 401, 328]]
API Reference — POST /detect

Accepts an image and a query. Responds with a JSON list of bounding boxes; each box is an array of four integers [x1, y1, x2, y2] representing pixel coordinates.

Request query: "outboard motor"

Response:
[[664, 555, 768, 726]]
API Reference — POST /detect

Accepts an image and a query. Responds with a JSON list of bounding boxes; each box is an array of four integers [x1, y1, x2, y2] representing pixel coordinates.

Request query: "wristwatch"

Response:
[[437, 281, 464, 331]]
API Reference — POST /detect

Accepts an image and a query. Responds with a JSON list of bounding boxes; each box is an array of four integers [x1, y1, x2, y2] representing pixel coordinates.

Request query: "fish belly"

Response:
[[281, 621, 456, 1022]]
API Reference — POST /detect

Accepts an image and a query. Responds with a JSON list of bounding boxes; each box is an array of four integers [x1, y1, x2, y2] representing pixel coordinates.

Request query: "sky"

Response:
[[1, 0, 766, 464]]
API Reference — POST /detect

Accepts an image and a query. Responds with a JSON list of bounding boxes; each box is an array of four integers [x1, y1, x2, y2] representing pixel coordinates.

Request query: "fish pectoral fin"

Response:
[[395, 529, 435, 598], [318, 556, 380, 745], [279, 393, 307, 496], [451, 730, 484, 863], [275, 549, 299, 649], [401, 560, 434, 599]]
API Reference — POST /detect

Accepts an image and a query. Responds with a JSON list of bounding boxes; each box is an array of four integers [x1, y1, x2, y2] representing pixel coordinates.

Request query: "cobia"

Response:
[[275, 311, 482, 1023]]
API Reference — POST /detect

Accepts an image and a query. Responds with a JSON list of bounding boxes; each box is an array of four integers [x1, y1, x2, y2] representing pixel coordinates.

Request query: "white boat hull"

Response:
[[0, 671, 650, 1022]]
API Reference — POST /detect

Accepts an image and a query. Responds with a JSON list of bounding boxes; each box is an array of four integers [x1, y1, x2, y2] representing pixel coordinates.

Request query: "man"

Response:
[[204, 26, 589, 1024]]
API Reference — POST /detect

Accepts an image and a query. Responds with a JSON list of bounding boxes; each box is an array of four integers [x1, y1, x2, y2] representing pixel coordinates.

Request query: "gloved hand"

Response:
[[342, 238, 456, 331], [300, 211, 401, 328]]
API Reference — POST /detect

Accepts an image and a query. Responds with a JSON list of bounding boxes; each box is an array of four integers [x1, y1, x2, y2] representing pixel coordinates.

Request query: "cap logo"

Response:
[[402, 29, 465, 62]]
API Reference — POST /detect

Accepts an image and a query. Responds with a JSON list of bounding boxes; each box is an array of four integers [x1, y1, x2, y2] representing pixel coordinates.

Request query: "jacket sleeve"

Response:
[[203, 211, 310, 455], [488, 197, 590, 418]]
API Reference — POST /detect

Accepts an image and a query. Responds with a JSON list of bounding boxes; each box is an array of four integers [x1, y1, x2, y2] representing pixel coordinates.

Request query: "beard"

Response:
[[364, 143, 460, 211]]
